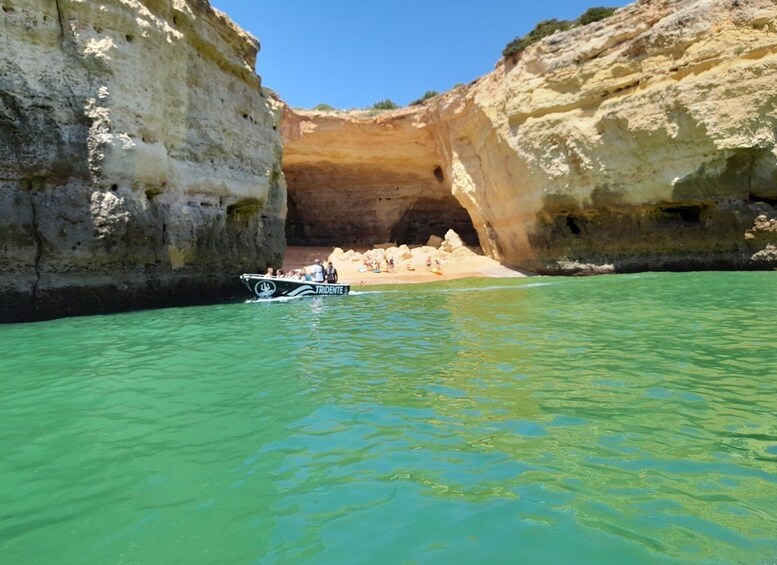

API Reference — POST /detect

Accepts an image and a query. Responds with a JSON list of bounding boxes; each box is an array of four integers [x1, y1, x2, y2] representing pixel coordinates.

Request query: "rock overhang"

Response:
[[279, 0, 777, 273]]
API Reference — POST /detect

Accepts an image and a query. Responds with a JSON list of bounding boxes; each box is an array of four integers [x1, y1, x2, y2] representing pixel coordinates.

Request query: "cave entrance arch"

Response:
[[389, 195, 479, 246], [284, 189, 480, 248]]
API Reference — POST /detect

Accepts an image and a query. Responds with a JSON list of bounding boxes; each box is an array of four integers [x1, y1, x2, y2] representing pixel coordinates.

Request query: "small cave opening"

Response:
[[661, 204, 704, 223], [389, 196, 479, 246], [226, 198, 262, 225], [748, 193, 777, 207], [566, 215, 582, 235]]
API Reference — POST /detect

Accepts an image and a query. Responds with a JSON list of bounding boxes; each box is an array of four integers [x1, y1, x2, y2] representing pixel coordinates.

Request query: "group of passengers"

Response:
[[264, 259, 338, 283]]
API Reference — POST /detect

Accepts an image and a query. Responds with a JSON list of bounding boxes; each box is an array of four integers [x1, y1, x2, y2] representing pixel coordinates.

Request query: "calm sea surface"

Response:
[[1, 272, 776, 564]]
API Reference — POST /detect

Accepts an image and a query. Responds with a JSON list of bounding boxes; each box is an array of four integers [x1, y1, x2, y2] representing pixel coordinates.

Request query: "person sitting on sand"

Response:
[[426, 256, 432, 270]]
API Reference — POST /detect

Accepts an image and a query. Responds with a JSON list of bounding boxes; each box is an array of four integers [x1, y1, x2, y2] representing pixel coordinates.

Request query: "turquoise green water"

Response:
[[1, 272, 776, 564]]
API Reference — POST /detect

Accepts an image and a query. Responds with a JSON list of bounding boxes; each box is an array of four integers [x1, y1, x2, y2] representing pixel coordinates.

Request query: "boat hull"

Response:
[[240, 274, 350, 299]]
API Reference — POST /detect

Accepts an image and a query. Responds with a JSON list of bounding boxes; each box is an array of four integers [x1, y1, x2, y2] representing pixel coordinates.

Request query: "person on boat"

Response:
[[325, 261, 338, 283], [311, 259, 325, 283], [264, 267, 275, 277]]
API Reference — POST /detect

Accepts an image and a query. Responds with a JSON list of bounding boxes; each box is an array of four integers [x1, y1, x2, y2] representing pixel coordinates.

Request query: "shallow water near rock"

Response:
[[1, 272, 776, 563]]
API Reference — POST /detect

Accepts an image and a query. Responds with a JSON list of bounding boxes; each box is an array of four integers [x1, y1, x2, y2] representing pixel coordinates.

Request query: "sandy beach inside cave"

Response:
[[281, 246, 529, 287]]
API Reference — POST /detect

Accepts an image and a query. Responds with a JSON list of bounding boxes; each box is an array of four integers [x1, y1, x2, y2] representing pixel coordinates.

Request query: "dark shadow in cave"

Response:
[[285, 193, 306, 245], [285, 191, 479, 247], [390, 196, 479, 246]]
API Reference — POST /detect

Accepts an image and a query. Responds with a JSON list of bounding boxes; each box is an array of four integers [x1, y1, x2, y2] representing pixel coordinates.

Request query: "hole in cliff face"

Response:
[[661, 205, 704, 223], [145, 186, 164, 201], [433, 166, 444, 183], [389, 196, 479, 246], [227, 198, 263, 226], [749, 193, 777, 207], [566, 215, 581, 235]]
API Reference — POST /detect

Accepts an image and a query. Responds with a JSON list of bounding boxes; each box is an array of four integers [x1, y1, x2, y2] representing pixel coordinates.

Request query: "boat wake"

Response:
[[243, 295, 307, 304], [348, 289, 402, 295], [431, 281, 556, 294]]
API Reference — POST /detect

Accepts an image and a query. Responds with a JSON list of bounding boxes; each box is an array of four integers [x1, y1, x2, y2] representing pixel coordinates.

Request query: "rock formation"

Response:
[[281, 110, 479, 248], [282, 0, 777, 274], [0, 0, 285, 322]]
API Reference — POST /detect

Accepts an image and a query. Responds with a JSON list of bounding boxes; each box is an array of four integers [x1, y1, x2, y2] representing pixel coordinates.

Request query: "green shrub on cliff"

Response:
[[502, 19, 573, 58], [372, 99, 399, 110], [579, 7, 617, 25], [410, 90, 440, 106], [502, 6, 617, 59], [313, 103, 335, 111]]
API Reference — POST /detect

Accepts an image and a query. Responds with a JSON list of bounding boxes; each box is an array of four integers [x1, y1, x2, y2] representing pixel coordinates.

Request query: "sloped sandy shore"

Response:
[[282, 246, 529, 287]]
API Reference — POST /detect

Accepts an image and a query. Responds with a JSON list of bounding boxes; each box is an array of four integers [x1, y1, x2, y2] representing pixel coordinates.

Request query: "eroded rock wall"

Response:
[[283, 0, 777, 274], [0, 0, 285, 322], [281, 110, 477, 247]]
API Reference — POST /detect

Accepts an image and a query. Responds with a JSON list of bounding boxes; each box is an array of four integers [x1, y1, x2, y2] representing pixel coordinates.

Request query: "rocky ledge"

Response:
[[0, 0, 286, 322], [282, 0, 777, 275]]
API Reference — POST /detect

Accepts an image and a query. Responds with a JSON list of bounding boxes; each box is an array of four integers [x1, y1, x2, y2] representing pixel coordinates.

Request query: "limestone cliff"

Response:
[[283, 0, 777, 274], [0, 0, 285, 322], [281, 110, 478, 248]]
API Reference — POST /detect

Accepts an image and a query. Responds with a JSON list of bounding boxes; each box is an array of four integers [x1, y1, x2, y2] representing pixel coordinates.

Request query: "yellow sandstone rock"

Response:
[[283, 0, 777, 274], [0, 0, 286, 321]]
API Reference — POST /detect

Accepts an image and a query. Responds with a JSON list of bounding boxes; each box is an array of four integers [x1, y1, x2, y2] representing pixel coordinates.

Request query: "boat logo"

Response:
[[255, 280, 276, 299]]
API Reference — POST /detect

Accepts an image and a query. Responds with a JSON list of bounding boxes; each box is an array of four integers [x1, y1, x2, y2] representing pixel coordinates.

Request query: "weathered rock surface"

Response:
[[0, 0, 285, 322], [281, 109, 479, 248], [282, 0, 777, 274]]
